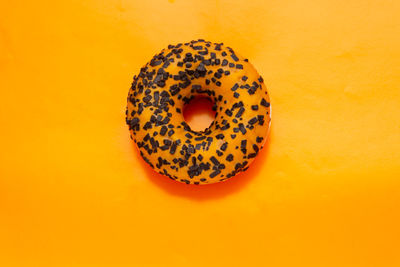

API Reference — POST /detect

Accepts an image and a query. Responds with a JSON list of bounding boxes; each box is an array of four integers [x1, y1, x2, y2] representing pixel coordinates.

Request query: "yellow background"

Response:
[[1, 0, 400, 266]]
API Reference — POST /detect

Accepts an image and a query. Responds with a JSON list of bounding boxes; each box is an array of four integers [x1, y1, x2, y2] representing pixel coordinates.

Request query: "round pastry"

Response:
[[126, 39, 271, 184]]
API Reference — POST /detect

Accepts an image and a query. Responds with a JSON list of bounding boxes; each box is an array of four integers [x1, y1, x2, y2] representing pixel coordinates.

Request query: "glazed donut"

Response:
[[126, 39, 271, 184]]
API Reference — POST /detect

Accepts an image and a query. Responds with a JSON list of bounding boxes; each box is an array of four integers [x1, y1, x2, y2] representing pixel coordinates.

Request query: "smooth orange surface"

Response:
[[1, 0, 400, 266]]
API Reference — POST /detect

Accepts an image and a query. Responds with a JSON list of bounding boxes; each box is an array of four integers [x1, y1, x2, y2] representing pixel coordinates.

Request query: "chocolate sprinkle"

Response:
[[126, 39, 270, 184]]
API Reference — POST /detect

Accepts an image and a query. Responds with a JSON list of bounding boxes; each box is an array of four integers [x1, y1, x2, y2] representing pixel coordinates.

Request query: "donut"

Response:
[[126, 39, 271, 184]]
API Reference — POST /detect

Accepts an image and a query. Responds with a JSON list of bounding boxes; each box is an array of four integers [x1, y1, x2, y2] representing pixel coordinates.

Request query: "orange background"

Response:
[[1, 0, 400, 266]]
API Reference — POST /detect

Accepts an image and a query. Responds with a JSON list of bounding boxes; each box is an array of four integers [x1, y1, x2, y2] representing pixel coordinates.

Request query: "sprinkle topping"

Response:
[[126, 39, 271, 184]]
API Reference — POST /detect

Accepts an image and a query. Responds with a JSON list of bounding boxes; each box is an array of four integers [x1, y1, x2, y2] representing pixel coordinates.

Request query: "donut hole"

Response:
[[183, 96, 216, 132]]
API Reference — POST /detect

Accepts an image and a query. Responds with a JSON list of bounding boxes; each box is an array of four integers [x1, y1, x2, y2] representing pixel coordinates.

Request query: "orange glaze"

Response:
[[126, 40, 271, 184]]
